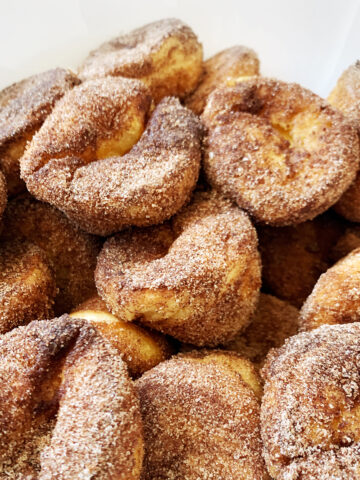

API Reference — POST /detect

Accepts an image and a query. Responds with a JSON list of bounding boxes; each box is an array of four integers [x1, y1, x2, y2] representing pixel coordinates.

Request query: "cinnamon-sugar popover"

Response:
[[300, 247, 360, 331], [328, 61, 360, 222], [0, 315, 143, 479], [0, 239, 56, 334], [0, 68, 79, 196], [261, 323, 360, 479], [70, 295, 175, 378], [20, 77, 203, 235], [225, 293, 299, 367], [202, 77, 359, 226], [78, 18, 203, 102], [136, 351, 269, 479], [95, 190, 261, 346], [1, 194, 100, 315], [185, 45, 260, 115]]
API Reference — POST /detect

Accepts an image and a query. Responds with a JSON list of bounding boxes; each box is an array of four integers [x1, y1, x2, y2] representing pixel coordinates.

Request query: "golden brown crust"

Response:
[[21, 77, 202, 235], [0, 68, 79, 195], [202, 77, 359, 225], [258, 212, 345, 307], [225, 293, 299, 367], [70, 295, 175, 378], [261, 323, 360, 479], [78, 18, 203, 102], [21, 77, 152, 165], [185, 45, 260, 115], [95, 190, 261, 346], [300, 247, 360, 331], [1, 194, 101, 315], [0, 315, 143, 479], [0, 239, 56, 334], [136, 351, 269, 479]]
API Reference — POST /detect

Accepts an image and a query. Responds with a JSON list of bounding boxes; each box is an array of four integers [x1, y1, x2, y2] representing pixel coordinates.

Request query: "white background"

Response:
[[0, 0, 359, 97]]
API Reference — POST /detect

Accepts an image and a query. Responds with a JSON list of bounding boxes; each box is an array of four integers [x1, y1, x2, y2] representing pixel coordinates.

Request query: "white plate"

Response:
[[0, 0, 359, 97]]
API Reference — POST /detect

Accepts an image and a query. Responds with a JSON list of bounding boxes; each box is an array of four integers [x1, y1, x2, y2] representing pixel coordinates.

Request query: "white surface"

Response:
[[0, 0, 359, 97]]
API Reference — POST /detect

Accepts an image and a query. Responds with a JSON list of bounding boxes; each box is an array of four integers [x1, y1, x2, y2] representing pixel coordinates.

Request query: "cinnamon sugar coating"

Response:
[[202, 77, 359, 225], [78, 18, 203, 102], [261, 323, 360, 479], [185, 45, 260, 115], [0, 315, 143, 479], [300, 247, 360, 331], [0, 68, 79, 196], [0, 239, 56, 334], [95, 191, 261, 346], [225, 293, 299, 367], [258, 212, 345, 307], [21, 77, 202, 236], [136, 351, 269, 479], [70, 295, 175, 378], [328, 62, 360, 222], [1, 194, 101, 315]]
